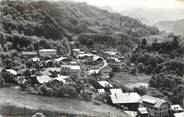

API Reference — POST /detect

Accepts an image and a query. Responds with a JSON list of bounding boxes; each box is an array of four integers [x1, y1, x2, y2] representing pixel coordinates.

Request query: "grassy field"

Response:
[[112, 72, 151, 88], [0, 87, 129, 117]]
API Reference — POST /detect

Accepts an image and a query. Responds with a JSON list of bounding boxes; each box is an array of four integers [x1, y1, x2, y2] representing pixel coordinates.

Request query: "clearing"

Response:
[[0, 87, 129, 117], [112, 72, 151, 88]]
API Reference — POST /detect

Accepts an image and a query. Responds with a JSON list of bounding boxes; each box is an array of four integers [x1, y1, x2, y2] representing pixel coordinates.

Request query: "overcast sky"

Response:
[[69, 0, 184, 11]]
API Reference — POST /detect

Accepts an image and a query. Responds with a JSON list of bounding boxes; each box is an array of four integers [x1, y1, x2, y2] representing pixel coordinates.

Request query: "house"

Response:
[[21, 51, 38, 57], [47, 67, 61, 73], [55, 57, 67, 63], [137, 107, 149, 117], [73, 49, 81, 53], [110, 92, 141, 110], [37, 75, 52, 84], [105, 50, 119, 57], [6, 69, 17, 76], [171, 105, 184, 113], [54, 75, 69, 83], [0, 67, 3, 72], [174, 112, 184, 117], [139, 95, 169, 117], [110, 92, 141, 104], [93, 81, 113, 92], [110, 89, 123, 95], [98, 89, 105, 94], [88, 69, 100, 75], [32, 57, 40, 62], [98, 81, 113, 89], [61, 65, 81, 78], [39, 49, 57, 57], [77, 53, 93, 59]]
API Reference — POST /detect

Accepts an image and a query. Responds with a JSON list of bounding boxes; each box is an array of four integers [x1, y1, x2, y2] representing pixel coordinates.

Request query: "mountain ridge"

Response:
[[154, 18, 184, 35]]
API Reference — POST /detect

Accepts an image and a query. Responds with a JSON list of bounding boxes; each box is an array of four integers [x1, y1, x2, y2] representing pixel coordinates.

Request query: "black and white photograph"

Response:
[[0, 0, 184, 117]]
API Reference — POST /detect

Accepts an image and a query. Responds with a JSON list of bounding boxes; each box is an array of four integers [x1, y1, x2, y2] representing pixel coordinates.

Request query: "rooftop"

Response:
[[174, 112, 184, 117], [139, 95, 167, 108], [6, 69, 17, 76], [78, 53, 93, 58], [61, 65, 80, 70], [54, 75, 69, 83], [37, 75, 52, 84], [98, 89, 105, 94], [55, 57, 67, 62], [110, 92, 141, 104], [73, 49, 80, 52], [32, 57, 40, 62], [39, 49, 57, 52], [98, 81, 113, 88], [110, 89, 123, 95], [171, 105, 183, 111], [138, 107, 148, 114], [88, 70, 100, 75]]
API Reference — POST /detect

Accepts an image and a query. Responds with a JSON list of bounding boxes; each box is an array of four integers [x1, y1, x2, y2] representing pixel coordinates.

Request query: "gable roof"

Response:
[[22, 51, 37, 55], [110, 92, 140, 104], [55, 57, 67, 62], [171, 105, 184, 111], [138, 107, 148, 114], [37, 75, 52, 84], [174, 112, 184, 117], [139, 95, 168, 108], [98, 81, 113, 88], [39, 49, 57, 52], [6, 69, 17, 76]]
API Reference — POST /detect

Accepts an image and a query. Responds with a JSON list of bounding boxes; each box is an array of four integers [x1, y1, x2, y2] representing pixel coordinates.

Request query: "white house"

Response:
[[22, 51, 37, 57], [55, 57, 67, 62], [6, 69, 17, 76], [110, 89, 123, 95], [110, 92, 141, 110], [110, 92, 141, 105], [54, 75, 69, 83], [39, 49, 57, 57], [137, 107, 149, 116], [37, 75, 52, 84], [139, 95, 169, 117], [174, 112, 184, 117], [171, 105, 184, 113], [98, 81, 113, 89]]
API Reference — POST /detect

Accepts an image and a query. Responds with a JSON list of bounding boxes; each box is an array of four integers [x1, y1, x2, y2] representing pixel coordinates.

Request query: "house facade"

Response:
[[22, 51, 38, 57], [139, 95, 169, 117], [110, 92, 141, 110], [39, 49, 57, 57]]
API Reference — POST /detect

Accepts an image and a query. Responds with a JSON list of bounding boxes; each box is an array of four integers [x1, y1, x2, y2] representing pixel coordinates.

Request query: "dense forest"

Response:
[[0, 0, 159, 55], [128, 36, 184, 105]]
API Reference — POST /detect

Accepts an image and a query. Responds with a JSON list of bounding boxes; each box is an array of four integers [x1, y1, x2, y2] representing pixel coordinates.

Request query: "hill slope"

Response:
[[0, 0, 159, 52], [154, 19, 184, 35]]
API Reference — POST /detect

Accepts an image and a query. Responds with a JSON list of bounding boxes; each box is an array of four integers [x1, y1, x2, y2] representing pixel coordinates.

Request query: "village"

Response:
[[0, 40, 183, 117], [0, 0, 184, 117]]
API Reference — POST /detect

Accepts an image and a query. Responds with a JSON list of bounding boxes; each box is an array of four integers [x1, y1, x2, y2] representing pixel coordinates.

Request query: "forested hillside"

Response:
[[0, 0, 159, 54]]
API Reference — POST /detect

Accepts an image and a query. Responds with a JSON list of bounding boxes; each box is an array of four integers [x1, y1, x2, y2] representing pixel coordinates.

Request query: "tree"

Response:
[[67, 86, 78, 99], [133, 86, 147, 96]]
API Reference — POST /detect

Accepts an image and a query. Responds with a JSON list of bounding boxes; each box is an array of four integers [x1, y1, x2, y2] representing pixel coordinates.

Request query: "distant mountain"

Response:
[[121, 8, 184, 25], [154, 19, 184, 35], [100, 6, 117, 13]]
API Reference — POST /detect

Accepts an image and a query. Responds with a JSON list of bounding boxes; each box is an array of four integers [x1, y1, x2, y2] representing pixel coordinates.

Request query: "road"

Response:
[[98, 58, 108, 70]]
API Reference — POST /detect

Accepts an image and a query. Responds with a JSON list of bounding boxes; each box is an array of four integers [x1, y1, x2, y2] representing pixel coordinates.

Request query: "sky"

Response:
[[71, 0, 184, 11]]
